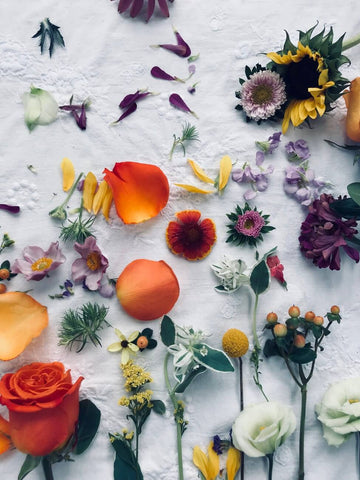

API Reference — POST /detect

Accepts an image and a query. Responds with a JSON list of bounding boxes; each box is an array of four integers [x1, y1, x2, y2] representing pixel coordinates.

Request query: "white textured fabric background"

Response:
[[1, 1, 360, 479]]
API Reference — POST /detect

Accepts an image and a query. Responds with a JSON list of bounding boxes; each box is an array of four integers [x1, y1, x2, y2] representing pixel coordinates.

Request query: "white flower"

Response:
[[316, 377, 360, 446], [211, 256, 250, 293], [168, 325, 207, 379], [232, 401, 296, 457], [22, 85, 58, 131]]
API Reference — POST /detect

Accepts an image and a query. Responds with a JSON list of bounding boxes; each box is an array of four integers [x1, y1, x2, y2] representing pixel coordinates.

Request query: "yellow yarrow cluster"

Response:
[[222, 329, 249, 358], [121, 360, 153, 391]]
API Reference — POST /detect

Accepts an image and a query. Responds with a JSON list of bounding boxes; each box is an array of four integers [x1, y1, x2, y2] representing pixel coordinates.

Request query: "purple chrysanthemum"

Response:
[[72, 236, 109, 290], [240, 70, 286, 121], [299, 193, 359, 270], [235, 210, 265, 237]]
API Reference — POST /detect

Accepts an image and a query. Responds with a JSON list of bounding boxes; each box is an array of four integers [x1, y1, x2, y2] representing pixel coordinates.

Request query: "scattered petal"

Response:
[[174, 183, 213, 194], [169, 93, 197, 118], [188, 159, 214, 184], [61, 157, 75, 192], [0, 204, 20, 214], [82, 172, 98, 212], [218, 155, 232, 191]]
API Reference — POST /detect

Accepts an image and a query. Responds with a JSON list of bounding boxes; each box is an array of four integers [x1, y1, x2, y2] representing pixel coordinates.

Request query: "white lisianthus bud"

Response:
[[22, 86, 58, 131]]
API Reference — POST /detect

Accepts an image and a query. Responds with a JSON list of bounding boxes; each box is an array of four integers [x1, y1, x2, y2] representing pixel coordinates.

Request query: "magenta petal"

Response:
[[115, 103, 137, 123], [78, 104, 87, 130], [119, 91, 150, 109], [151, 66, 175, 81], [146, 0, 155, 21], [0, 204, 20, 214], [158, 43, 187, 57], [130, 0, 143, 17], [118, 0, 133, 13], [169, 93, 190, 112], [157, 0, 170, 17], [174, 28, 191, 57]]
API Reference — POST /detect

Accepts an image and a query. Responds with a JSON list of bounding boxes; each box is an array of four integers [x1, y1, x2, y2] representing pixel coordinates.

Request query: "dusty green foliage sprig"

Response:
[[169, 122, 199, 160], [32, 18, 65, 57], [0, 233, 15, 254], [58, 302, 110, 352], [59, 203, 96, 244]]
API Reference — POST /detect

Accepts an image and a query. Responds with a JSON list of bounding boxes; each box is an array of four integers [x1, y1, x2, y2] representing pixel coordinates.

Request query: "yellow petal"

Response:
[[83, 171, 98, 212], [193, 446, 211, 480], [207, 442, 220, 480], [61, 157, 75, 192], [226, 447, 241, 480], [102, 186, 113, 221], [92, 180, 109, 215], [174, 183, 214, 194], [218, 155, 232, 191], [188, 159, 214, 184]]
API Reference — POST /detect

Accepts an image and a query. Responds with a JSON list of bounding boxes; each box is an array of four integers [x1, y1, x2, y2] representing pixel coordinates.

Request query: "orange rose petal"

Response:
[[116, 259, 179, 320], [82, 171, 98, 212], [0, 292, 48, 361], [0, 416, 11, 455], [345, 77, 360, 142], [103, 162, 169, 224]]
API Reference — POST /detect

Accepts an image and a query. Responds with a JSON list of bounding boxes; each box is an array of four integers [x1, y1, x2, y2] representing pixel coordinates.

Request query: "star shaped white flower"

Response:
[[107, 328, 139, 364]]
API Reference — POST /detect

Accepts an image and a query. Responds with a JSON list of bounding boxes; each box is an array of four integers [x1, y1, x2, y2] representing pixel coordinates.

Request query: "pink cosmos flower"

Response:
[[235, 210, 265, 237], [72, 236, 109, 290], [12, 241, 65, 281]]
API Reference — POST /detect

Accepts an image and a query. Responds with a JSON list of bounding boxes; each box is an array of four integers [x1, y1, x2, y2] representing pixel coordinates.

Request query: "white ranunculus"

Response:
[[316, 377, 360, 446], [232, 401, 296, 457], [22, 86, 58, 131]]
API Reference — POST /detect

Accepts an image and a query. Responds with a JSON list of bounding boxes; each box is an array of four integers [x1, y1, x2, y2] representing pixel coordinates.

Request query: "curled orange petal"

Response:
[[0, 292, 48, 360], [82, 172, 98, 212], [103, 162, 169, 224], [116, 259, 180, 320], [61, 157, 75, 192], [345, 77, 360, 142]]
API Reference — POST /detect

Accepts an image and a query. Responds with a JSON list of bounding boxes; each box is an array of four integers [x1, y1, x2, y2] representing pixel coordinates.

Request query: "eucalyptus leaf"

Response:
[[174, 365, 207, 393], [74, 399, 101, 454], [151, 399, 166, 415], [18, 455, 42, 480], [192, 343, 234, 372], [348, 183, 360, 207], [160, 315, 176, 346]]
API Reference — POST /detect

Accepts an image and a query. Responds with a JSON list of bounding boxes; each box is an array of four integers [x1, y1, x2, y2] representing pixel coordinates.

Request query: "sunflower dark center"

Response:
[[183, 225, 201, 245], [251, 85, 273, 105], [284, 56, 320, 100]]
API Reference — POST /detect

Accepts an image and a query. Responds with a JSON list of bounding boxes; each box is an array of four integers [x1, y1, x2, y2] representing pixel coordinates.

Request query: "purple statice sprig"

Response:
[[113, 88, 156, 125], [169, 93, 198, 118], [49, 279, 74, 299], [152, 26, 191, 58], [59, 96, 91, 130]]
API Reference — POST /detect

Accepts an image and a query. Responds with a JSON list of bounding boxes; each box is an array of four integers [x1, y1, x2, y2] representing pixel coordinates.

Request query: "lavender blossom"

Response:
[[232, 162, 274, 200], [283, 165, 327, 206], [285, 139, 311, 162], [256, 132, 282, 154]]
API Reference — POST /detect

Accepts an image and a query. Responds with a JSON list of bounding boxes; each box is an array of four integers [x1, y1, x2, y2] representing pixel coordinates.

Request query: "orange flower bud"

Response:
[[304, 311, 315, 322], [137, 336, 149, 349], [116, 259, 180, 321], [0, 268, 10, 280], [0, 283, 7, 294], [313, 315, 324, 326]]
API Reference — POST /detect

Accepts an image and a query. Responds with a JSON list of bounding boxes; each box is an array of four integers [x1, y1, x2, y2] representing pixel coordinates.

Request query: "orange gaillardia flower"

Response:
[[103, 162, 169, 224], [116, 259, 180, 320], [0, 362, 83, 456], [0, 292, 48, 361], [166, 210, 216, 260]]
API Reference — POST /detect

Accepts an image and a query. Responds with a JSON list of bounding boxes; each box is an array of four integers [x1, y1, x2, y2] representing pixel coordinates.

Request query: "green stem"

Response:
[[60, 172, 84, 209], [135, 425, 139, 463], [42, 457, 54, 480], [298, 385, 307, 480], [252, 294, 260, 349], [267, 453, 274, 480], [343, 34, 360, 52]]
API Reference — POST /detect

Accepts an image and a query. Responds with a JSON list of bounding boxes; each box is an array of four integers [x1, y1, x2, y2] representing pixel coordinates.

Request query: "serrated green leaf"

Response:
[[74, 399, 101, 454], [160, 315, 176, 346], [18, 455, 42, 480], [192, 344, 234, 372]]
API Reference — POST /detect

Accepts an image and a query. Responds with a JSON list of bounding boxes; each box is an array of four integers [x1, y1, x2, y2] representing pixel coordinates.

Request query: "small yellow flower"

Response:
[[121, 361, 153, 390], [107, 329, 139, 364], [222, 329, 249, 358], [192, 441, 220, 480]]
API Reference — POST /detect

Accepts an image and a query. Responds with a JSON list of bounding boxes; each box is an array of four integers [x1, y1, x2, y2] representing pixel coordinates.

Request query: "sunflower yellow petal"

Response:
[[92, 180, 109, 215], [188, 159, 214, 184], [193, 446, 211, 480], [102, 186, 113, 221], [174, 183, 214, 194], [61, 157, 75, 192], [218, 155, 232, 191], [282, 103, 293, 134], [83, 171, 98, 212], [318, 69, 329, 86], [267, 51, 293, 64], [226, 447, 241, 480], [207, 442, 220, 479]]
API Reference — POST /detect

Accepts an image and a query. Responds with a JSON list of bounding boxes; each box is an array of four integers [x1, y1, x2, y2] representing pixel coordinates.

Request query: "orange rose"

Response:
[[0, 362, 83, 456]]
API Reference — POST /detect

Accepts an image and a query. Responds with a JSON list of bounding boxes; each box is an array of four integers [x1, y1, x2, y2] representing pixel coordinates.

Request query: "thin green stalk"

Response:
[[252, 294, 260, 349], [342, 34, 360, 52], [298, 385, 307, 480], [42, 457, 54, 480], [135, 425, 139, 463], [267, 453, 274, 480]]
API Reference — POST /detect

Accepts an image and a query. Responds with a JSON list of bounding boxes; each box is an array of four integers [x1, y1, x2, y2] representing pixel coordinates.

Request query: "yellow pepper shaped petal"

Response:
[[92, 180, 110, 215], [82, 172, 98, 212], [226, 447, 241, 480], [207, 442, 220, 480], [174, 183, 214, 194], [101, 185, 113, 221], [188, 159, 214, 184], [60, 157, 75, 192], [218, 155, 232, 192]]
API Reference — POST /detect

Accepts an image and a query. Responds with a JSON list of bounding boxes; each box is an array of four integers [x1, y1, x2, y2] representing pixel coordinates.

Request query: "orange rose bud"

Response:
[[0, 362, 83, 457], [344, 78, 360, 142], [304, 311, 316, 322], [0, 284, 7, 294], [294, 334, 306, 348], [274, 323, 287, 337], [313, 315, 324, 326], [266, 312, 278, 324], [0, 269, 10, 280], [330, 305, 340, 315], [116, 259, 180, 321], [137, 336, 149, 349], [288, 305, 300, 318]]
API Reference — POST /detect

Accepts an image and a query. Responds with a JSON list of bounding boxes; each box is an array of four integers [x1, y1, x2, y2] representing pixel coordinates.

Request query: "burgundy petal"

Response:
[[174, 28, 191, 57], [78, 104, 87, 130], [157, 0, 170, 17], [0, 204, 20, 214], [115, 102, 137, 123], [119, 90, 150, 109], [146, 0, 155, 21], [151, 66, 175, 81], [169, 93, 197, 117], [158, 43, 187, 57], [130, 0, 143, 17], [118, 0, 133, 13]]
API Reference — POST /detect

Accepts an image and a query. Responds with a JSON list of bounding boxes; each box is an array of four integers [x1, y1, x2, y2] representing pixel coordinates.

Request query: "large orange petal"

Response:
[[0, 292, 48, 361], [116, 259, 179, 320], [345, 77, 360, 142], [0, 415, 11, 455], [103, 162, 169, 224]]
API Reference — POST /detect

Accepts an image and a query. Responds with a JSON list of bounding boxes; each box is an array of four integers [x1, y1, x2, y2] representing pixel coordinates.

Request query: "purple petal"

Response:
[[173, 28, 191, 57], [115, 102, 137, 123], [158, 43, 187, 57], [151, 66, 175, 81], [244, 189, 257, 200], [130, 0, 144, 17], [118, 0, 133, 13], [119, 90, 150, 109], [255, 151, 265, 166], [157, 0, 170, 17], [169, 93, 197, 117], [0, 204, 20, 214], [343, 244, 360, 262], [77, 104, 87, 130], [146, 0, 155, 21]]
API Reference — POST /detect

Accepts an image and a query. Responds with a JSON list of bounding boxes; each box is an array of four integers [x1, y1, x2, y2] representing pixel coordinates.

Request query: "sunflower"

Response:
[[267, 26, 350, 133]]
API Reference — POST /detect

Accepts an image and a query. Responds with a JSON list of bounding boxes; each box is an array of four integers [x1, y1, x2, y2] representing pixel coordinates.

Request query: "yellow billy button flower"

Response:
[[226, 447, 241, 480], [192, 441, 220, 480], [61, 157, 75, 192], [222, 329, 249, 358], [82, 171, 98, 212]]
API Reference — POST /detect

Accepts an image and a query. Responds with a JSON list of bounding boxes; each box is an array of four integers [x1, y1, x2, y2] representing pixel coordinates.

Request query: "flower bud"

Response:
[[313, 315, 324, 326], [294, 334, 306, 348], [330, 305, 340, 315], [274, 324, 287, 337], [304, 311, 315, 322], [266, 312, 278, 324], [288, 305, 300, 318]]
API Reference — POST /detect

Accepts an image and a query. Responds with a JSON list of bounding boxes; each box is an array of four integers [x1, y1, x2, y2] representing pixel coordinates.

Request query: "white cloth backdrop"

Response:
[[1, 1, 360, 479]]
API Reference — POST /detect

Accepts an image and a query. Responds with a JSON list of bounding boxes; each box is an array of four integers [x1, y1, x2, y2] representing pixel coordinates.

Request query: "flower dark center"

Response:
[[31, 257, 53, 271], [251, 85, 273, 105], [244, 218, 255, 229], [121, 340, 129, 348], [184, 225, 201, 245], [284, 56, 320, 99], [86, 251, 101, 271]]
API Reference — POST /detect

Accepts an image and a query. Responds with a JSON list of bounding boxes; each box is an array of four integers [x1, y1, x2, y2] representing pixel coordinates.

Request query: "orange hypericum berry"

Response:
[[0, 269, 10, 280], [288, 305, 300, 318], [304, 311, 315, 322], [266, 312, 278, 324], [136, 336, 149, 349], [330, 305, 340, 315], [294, 334, 306, 348], [313, 316, 324, 326], [273, 324, 287, 337], [0, 283, 7, 294]]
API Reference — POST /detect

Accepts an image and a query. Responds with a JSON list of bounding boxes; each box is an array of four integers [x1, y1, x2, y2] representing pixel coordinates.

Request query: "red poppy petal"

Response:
[[103, 162, 169, 224]]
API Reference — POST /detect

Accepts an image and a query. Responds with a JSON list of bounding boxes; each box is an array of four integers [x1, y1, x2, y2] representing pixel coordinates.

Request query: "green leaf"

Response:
[[74, 399, 101, 454], [174, 365, 207, 393], [348, 182, 360, 206], [18, 455, 42, 480], [263, 339, 281, 358], [192, 344, 234, 372], [289, 348, 316, 364], [151, 399, 166, 415], [110, 434, 143, 480], [160, 315, 176, 346], [330, 198, 360, 219], [250, 259, 270, 295]]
